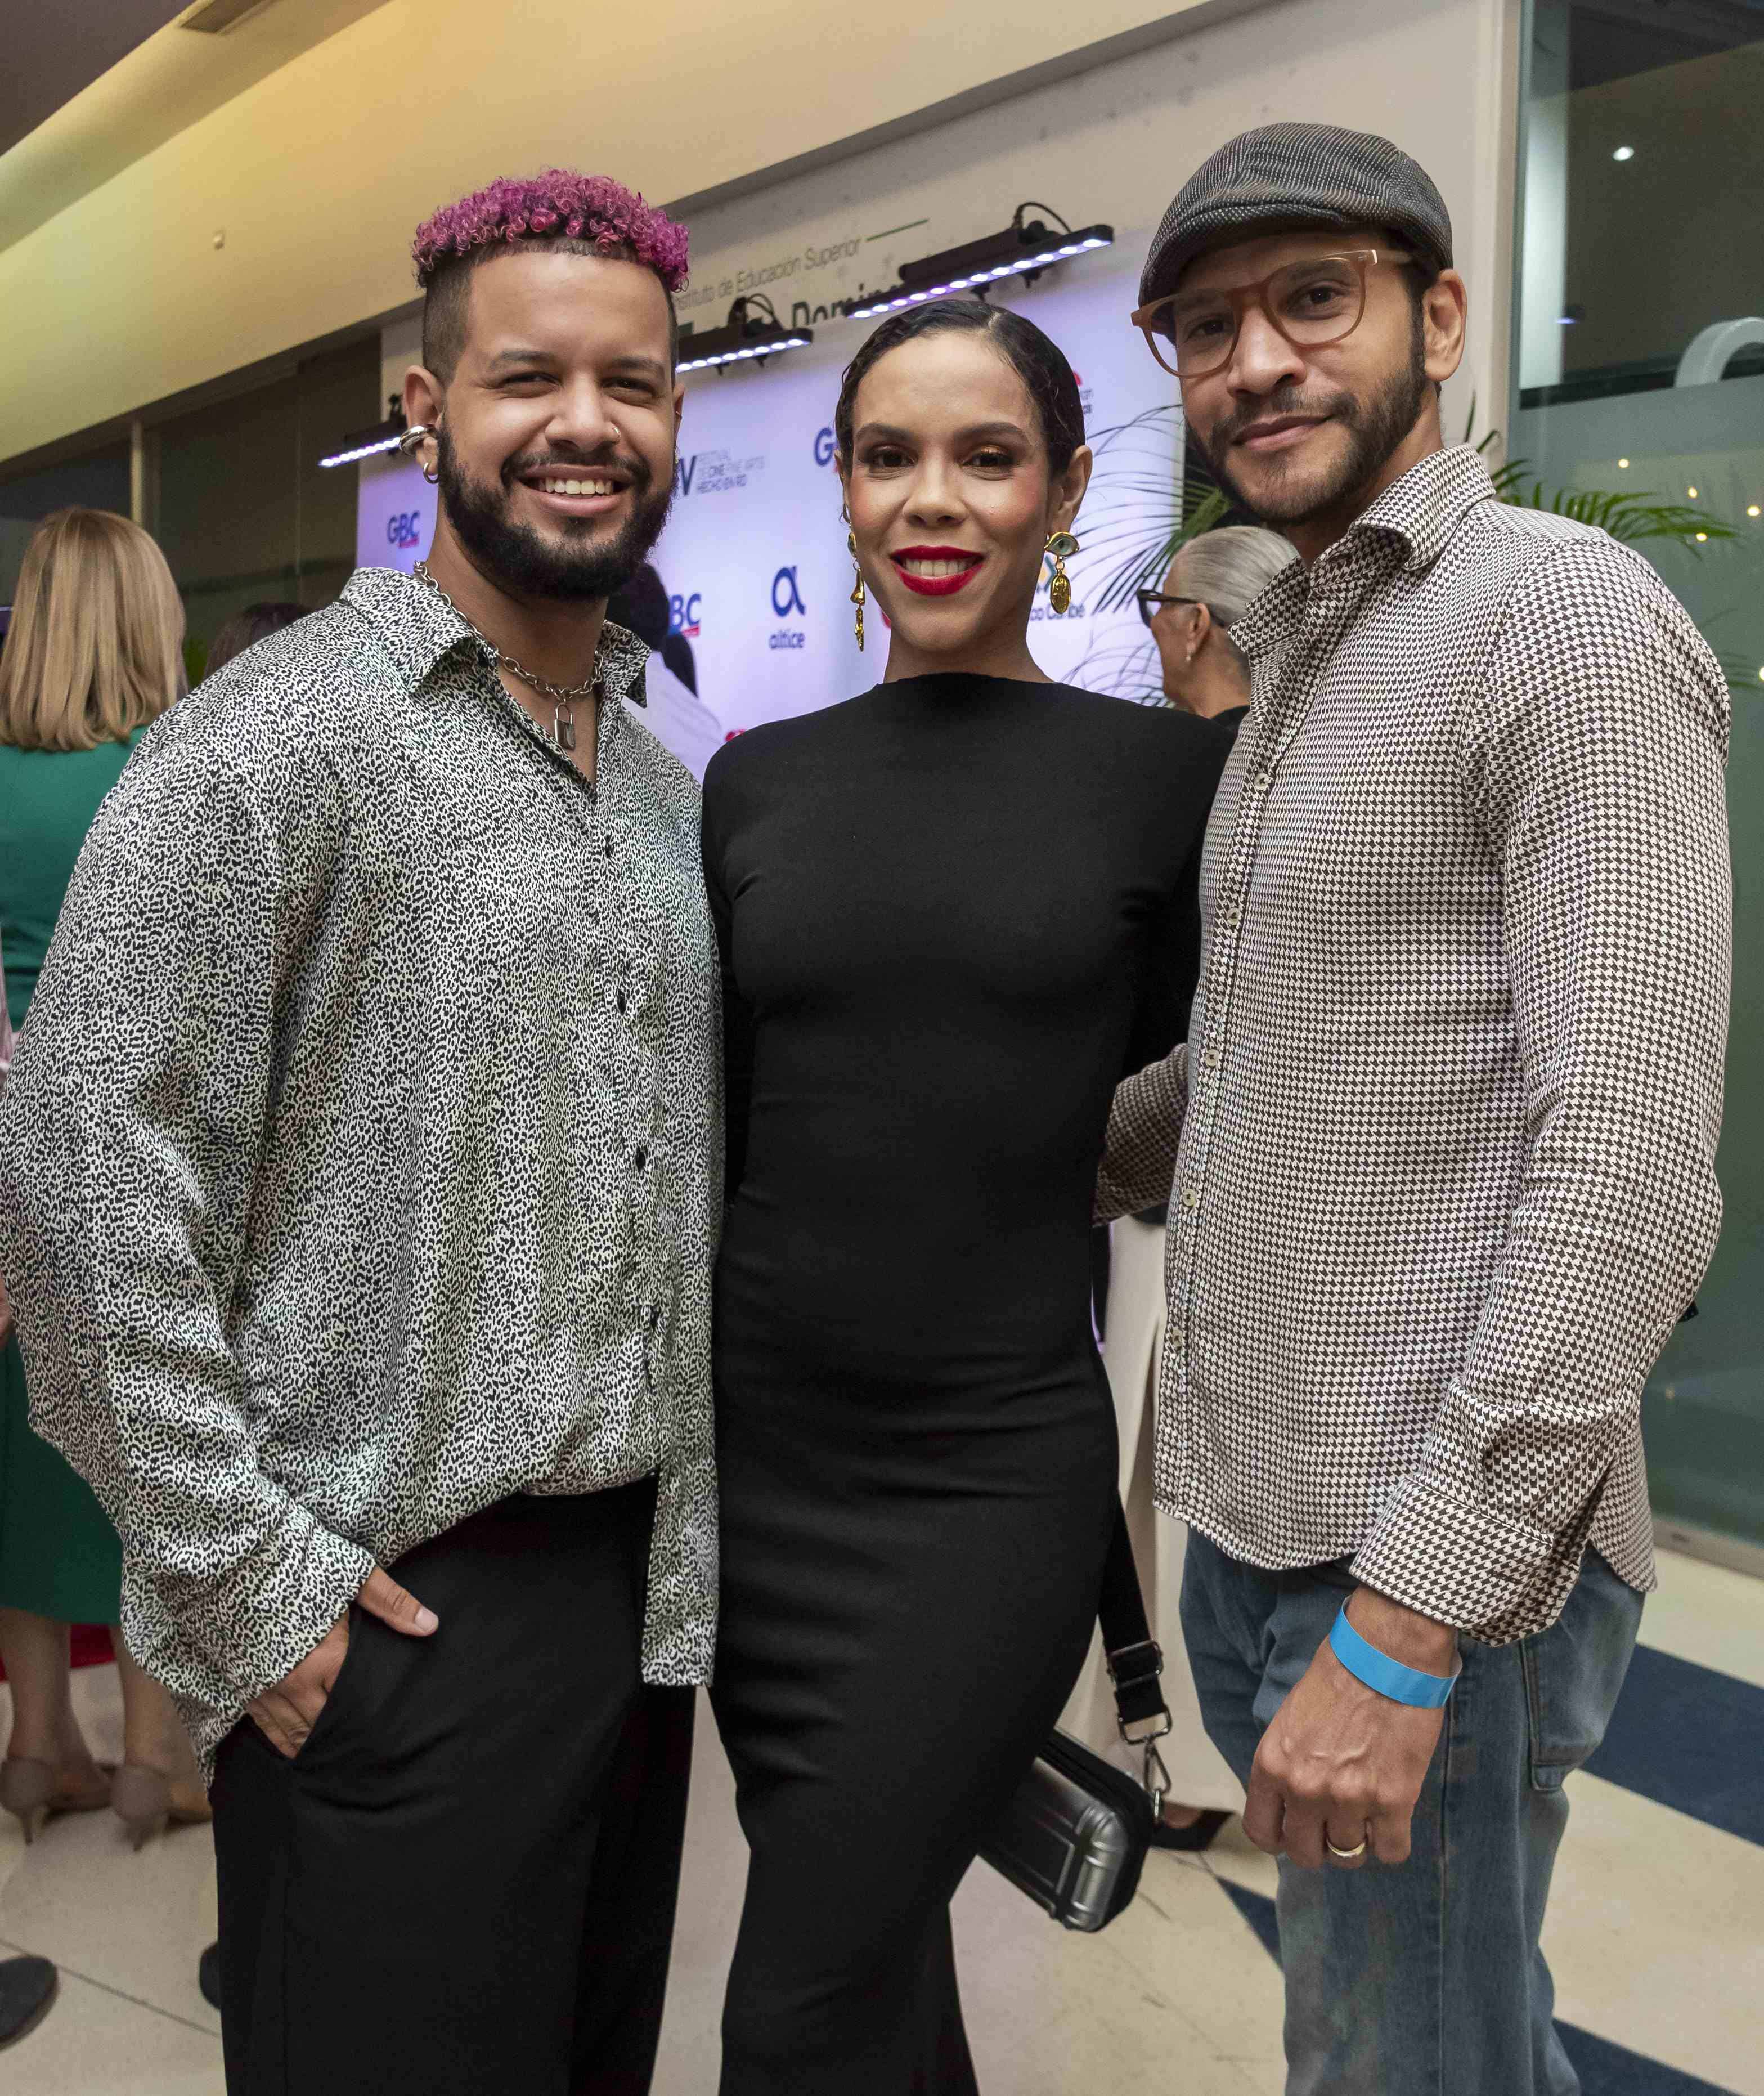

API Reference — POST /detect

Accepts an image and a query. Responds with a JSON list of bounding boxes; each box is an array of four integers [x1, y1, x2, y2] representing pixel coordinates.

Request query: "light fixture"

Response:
[[1612, 145, 1635, 162], [677, 295, 813, 375], [181, 0, 279, 30], [1687, 485, 1698, 498], [318, 396, 407, 469], [1749, 504, 1761, 517], [1695, 531, 1708, 542], [844, 204, 1114, 321], [1617, 457, 1630, 468]]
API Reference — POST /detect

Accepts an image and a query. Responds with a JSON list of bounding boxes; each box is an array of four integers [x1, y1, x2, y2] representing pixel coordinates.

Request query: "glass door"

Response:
[[1514, 1, 1764, 1557]]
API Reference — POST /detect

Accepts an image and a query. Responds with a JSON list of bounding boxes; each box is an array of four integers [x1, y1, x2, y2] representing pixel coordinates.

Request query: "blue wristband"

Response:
[[1329, 1605, 1459, 1709]]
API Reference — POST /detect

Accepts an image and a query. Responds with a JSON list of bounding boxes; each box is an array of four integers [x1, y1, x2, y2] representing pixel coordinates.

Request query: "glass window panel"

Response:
[[148, 336, 378, 675], [1515, 0, 1764, 1555]]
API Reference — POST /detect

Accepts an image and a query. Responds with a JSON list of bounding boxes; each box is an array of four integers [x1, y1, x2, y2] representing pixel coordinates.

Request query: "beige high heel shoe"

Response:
[[110, 1764, 213, 1852], [0, 1757, 115, 1843]]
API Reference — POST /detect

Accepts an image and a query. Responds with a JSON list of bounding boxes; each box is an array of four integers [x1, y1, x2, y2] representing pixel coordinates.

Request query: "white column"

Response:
[[1518, 0, 1569, 392]]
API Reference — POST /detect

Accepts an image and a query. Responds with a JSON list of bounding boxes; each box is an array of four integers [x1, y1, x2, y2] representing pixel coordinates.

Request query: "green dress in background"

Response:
[[0, 733, 139, 1623]]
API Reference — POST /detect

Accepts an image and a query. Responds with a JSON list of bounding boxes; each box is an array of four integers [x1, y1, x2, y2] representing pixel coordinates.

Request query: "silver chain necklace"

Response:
[[412, 560, 596, 751]]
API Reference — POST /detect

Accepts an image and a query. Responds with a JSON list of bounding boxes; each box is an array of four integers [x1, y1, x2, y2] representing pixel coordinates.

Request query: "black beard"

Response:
[[1201, 316, 1431, 529], [435, 428, 674, 603]]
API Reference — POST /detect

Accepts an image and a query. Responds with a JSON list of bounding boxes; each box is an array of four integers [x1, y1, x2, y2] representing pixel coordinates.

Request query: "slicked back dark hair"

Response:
[[421, 239, 680, 384], [834, 299, 1085, 474]]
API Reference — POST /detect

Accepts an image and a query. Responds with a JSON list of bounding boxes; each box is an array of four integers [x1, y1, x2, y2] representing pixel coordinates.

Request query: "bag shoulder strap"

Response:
[[1098, 1498, 1173, 1744]]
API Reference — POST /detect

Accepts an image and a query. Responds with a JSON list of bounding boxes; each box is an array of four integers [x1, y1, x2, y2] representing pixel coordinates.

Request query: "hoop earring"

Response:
[[400, 422, 442, 486], [847, 530, 866, 652], [1045, 531, 1079, 616]]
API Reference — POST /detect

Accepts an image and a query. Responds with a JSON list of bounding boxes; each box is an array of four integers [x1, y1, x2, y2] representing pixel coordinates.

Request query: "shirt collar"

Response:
[[1344, 442, 1498, 576], [1228, 444, 1498, 666], [342, 566, 650, 709]]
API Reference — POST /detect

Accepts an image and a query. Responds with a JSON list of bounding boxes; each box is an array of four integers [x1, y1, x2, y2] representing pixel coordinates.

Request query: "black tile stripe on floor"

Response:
[[1211, 1882, 1741, 2096], [1587, 1645, 1763, 1847]]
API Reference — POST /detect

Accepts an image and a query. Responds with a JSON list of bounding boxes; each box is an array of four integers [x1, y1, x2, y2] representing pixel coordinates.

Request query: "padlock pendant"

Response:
[[555, 707, 577, 751]]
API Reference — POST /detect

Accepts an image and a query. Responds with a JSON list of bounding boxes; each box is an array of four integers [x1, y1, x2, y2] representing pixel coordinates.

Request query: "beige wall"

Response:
[[0, 0, 1255, 464]]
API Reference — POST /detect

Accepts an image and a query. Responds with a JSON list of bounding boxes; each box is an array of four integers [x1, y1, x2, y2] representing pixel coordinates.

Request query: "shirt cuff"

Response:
[[149, 1494, 378, 1713], [1095, 1046, 1187, 1222], [1349, 1471, 1597, 1645]]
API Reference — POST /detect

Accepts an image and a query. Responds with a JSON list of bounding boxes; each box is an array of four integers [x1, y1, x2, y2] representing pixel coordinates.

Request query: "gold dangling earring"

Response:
[[847, 530, 866, 652], [1045, 531, 1079, 616]]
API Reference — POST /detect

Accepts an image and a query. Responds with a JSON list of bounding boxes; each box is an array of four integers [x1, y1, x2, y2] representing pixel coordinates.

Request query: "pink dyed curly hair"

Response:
[[412, 171, 689, 292]]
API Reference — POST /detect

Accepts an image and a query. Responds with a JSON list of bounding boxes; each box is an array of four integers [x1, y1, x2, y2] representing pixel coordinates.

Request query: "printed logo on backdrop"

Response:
[[770, 566, 807, 650], [385, 508, 424, 551], [674, 449, 766, 499], [668, 592, 703, 639], [814, 427, 837, 469]]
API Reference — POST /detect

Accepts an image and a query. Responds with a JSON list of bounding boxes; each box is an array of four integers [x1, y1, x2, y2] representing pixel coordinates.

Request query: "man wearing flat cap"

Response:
[[1102, 122, 1730, 2092]]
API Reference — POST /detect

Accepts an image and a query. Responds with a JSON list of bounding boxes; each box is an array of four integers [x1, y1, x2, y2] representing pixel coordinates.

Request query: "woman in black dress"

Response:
[[703, 300, 1236, 2093]]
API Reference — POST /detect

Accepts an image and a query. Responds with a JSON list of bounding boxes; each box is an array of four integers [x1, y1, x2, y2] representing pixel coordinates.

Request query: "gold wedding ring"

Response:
[[1326, 1834, 1368, 1860]]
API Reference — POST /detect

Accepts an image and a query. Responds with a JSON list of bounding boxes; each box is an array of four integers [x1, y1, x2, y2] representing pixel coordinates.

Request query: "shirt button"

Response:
[[617, 988, 628, 1014], [1204, 1048, 1221, 1072], [1181, 1184, 1200, 1213], [604, 835, 614, 858], [1221, 906, 1241, 930], [1252, 769, 1272, 793], [634, 1145, 648, 1171]]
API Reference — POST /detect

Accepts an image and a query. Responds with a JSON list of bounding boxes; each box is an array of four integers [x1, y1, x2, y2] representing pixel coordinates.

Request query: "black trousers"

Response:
[[210, 1480, 694, 2096]]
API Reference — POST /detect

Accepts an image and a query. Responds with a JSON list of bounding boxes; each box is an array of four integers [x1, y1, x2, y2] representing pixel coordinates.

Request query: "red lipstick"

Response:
[[890, 545, 985, 598]]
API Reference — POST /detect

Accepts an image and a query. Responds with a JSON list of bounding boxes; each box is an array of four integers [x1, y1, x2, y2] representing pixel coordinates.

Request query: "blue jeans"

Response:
[[1181, 1533, 1642, 2096]]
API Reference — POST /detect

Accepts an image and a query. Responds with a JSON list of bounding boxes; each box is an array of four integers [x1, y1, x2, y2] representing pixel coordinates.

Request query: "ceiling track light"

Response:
[[317, 397, 407, 470], [677, 294, 815, 375], [181, 0, 280, 33], [844, 204, 1114, 321]]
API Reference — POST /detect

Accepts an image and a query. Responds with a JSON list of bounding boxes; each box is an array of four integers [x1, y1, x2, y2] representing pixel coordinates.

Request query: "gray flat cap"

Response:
[[1139, 123, 1453, 307]]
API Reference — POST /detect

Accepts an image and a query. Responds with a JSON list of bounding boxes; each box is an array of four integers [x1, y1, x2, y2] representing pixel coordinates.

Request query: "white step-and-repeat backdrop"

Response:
[[357, 254, 1183, 776]]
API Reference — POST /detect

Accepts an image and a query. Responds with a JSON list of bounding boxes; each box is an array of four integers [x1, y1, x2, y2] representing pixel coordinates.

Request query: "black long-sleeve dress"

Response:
[[701, 673, 1235, 2094]]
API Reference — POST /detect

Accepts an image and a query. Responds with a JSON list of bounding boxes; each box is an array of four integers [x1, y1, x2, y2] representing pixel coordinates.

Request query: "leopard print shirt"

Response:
[[0, 567, 721, 1776]]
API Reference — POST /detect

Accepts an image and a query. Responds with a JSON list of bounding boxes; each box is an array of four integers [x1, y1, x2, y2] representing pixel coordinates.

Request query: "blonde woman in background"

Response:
[[0, 509, 209, 1849], [1066, 523, 1296, 1846]]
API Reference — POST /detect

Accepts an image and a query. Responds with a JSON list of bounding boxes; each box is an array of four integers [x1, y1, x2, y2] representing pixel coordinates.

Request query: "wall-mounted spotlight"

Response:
[[677, 295, 814, 375], [844, 203, 1114, 321], [318, 396, 407, 469]]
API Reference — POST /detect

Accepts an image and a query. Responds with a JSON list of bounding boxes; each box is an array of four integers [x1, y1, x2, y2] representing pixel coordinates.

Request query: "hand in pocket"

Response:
[[248, 1566, 438, 1759]]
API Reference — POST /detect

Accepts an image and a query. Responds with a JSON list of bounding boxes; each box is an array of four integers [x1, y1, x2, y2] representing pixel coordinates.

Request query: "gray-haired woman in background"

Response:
[[1142, 522, 1297, 720], [1066, 522, 1295, 1848]]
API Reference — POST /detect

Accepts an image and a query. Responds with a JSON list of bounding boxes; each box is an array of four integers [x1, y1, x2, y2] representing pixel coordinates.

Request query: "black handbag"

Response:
[[978, 1501, 1173, 1932]]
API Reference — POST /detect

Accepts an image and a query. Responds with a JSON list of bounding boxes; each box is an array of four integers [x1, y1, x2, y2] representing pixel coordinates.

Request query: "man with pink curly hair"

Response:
[[2, 171, 719, 2095]]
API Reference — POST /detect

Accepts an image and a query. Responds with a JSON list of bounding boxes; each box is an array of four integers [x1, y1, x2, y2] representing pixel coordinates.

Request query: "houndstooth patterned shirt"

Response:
[[0, 568, 721, 1775], [1097, 446, 1730, 1641]]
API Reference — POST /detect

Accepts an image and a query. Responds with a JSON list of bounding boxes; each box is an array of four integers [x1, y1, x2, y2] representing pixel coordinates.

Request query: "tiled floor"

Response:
[[2, 1546, 1757, 2095]]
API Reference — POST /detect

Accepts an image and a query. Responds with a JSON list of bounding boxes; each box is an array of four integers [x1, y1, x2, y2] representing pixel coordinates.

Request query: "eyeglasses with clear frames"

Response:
[[1129, 249, 1412, 380]]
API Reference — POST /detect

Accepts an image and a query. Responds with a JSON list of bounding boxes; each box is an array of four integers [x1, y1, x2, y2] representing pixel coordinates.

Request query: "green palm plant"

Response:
[[1076, 404, 1233, 620], [1465, 403, 1739, 553]]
